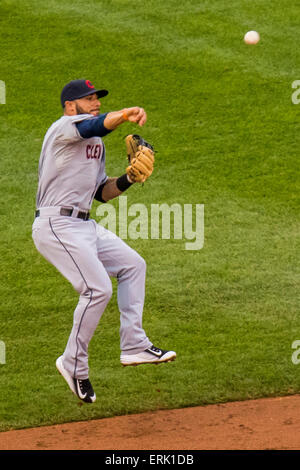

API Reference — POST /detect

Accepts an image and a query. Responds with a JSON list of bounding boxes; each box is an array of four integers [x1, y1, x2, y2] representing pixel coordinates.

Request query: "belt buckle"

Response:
[[60, 207, 73, 217]]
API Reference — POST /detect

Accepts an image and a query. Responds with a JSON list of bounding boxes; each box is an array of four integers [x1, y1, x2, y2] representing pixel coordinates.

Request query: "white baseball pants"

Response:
[[32, 212, 151, 379]]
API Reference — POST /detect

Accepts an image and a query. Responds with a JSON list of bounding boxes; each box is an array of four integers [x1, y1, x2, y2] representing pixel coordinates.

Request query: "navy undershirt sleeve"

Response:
[[76, 113, 112, 138]]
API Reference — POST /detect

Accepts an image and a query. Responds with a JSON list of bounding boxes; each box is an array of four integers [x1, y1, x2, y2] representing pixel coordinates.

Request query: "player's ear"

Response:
[[64, 100, 76, 116]]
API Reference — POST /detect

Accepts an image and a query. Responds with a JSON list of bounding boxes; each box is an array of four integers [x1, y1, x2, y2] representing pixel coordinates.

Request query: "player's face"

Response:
[[75, 94, 101, 117]]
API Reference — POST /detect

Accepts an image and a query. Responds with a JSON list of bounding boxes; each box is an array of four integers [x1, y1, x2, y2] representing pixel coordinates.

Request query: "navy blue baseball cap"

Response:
[[60, 79, 108, 107]]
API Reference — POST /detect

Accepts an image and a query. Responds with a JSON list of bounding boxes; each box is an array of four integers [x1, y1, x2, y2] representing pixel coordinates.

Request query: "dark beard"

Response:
[[75, 102, 87, 115]]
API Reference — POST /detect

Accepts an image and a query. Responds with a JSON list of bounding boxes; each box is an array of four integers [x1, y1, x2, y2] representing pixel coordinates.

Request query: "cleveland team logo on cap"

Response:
[[85, 80, 95, 89]]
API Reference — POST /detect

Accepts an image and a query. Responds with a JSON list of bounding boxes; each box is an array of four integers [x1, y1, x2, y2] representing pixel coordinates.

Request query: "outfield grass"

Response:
[[0, 0, 299, 431]]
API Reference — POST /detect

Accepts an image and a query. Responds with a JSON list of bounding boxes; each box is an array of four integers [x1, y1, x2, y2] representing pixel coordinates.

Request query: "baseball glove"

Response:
[[125, 134, 155, 183]]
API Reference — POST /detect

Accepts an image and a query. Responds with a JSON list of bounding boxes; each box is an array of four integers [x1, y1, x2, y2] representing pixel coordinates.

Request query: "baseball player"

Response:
[[32, 79, 176, 403]]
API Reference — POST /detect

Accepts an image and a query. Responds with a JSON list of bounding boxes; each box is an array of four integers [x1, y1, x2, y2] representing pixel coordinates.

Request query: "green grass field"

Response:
[[0, 0, 299, 431]]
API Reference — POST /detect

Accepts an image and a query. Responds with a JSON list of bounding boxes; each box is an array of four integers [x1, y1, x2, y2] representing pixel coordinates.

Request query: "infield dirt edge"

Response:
[[1, 394, 300, 450]]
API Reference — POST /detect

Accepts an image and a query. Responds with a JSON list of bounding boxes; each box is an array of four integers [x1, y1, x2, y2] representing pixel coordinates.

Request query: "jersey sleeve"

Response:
[[76, 113, 112, 138], [55, 115, 93, 143]]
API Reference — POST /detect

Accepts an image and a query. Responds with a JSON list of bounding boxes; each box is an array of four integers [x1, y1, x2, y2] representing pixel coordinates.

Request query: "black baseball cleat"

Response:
[[120, 345, 176, 366], [56, 356, 96, 403], [73, 377, 96, 403]]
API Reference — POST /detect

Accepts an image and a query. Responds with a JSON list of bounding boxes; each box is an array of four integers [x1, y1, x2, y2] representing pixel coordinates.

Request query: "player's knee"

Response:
[[91, 278, 112, 304], [128, 252, 146, 274], [135, 254, 146, 273], [106, 283, 113, 301], [100, 280, 113, 302], [118, 251, 146, 280]]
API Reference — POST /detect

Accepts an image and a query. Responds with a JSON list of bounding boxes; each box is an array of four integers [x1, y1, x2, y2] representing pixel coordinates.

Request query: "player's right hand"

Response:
[[123, 107, 147, 126]]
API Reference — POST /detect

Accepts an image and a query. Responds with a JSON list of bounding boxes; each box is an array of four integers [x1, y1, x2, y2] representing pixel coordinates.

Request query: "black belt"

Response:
[[35, 208, 90, 221]]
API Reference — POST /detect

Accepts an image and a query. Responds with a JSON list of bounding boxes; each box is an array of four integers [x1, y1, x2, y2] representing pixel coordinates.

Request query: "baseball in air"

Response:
[[244, 31, 260, 45]]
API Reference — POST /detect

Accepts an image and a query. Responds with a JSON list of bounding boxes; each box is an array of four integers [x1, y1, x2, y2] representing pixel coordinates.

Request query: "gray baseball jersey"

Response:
[[36, 115, 107, 211]]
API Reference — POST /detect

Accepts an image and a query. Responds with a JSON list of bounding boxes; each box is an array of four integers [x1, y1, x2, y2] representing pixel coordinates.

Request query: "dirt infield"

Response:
[[1, 394, 300, 450]]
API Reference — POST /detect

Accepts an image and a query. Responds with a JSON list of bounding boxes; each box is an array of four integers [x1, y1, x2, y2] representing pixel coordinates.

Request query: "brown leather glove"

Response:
[[125, 134, 155, 183]]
